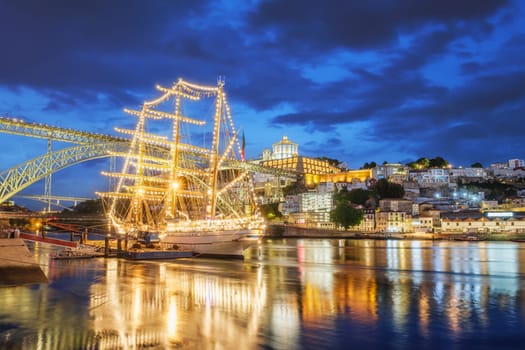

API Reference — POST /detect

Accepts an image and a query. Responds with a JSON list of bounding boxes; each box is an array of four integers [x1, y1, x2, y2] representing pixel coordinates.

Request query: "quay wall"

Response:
[[265, 224, 364, 238], [0, 238, 48, 285], [264, 224, 525, 241]]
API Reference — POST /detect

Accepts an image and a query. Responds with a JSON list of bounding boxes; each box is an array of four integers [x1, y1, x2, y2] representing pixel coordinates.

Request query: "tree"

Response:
[[62, 199, 104, 215], [333, 185, 349, 202], [429, 156, 448, 168], [259, 203, 282, 220], [330, 202, 363, 229], [361, 161, 377, 169], [372, 178, 405, 199], [347, 188, 372, 206], [408, 157, 430, 169], [471, 162, 483, 168]]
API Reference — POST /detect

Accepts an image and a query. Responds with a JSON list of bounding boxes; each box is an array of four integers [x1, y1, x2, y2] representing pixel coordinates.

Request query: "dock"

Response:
[[0, 238, 47, 285], [117, 249, 193, 260]]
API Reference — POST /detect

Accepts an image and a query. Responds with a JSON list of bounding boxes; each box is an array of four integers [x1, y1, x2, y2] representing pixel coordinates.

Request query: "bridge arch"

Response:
[[0, 141, 129, 203]]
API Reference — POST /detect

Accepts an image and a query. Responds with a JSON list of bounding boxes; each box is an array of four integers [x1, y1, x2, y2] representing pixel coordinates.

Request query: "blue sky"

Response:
[[1, 0, 524, 209]]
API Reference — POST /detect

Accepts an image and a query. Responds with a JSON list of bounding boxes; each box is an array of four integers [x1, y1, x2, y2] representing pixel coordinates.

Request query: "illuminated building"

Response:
[[508, 158, 525, 168], [304, 169, 371, 187], [281, 195, 300, 215], [440, 211, 525, 233], [379, 199, 415, 214], [448, 167, 486, 179], [409, 216, 434, 233], [376, 211, 411, 233], [271, 135, 298, 160], [408, 168, 449, 184], [262, 155, 341, 176], [372, 163, 408, 181]]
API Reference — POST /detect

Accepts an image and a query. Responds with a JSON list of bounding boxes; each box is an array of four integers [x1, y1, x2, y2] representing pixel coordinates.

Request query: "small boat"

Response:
[[51, 246, 102, 259]]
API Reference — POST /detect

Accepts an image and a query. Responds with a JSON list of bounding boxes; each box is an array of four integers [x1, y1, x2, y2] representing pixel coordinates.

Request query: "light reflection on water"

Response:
[[1, 239, 525, 349]]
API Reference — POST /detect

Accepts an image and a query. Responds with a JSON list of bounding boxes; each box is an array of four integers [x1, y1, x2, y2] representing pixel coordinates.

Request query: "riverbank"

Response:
[[265, 224, 525, 241], [0, 238, 47, 285]]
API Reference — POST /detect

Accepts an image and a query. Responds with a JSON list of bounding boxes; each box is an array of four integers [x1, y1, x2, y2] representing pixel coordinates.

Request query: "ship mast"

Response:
[[207, 80, 224, 220], [97, 78, 263, 235], [166, 83, 182, 219]]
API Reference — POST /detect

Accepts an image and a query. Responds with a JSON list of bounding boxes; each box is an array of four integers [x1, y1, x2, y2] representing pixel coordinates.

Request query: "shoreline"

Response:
[[264, 224, 525, 242]]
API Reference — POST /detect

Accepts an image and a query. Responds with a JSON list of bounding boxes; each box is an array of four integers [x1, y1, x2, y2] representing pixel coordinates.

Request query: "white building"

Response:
[[448, 167, 486, 179], [376, 211, 411, 233], [299, 192, 333, 212], [508, 159, 525, 169], [490, 167, 525, 179], [373, 163, 408, 181], [271, 136, 298, 160], [408, 168, 449, 184], [441, 213, 525, 233], [281, 195, 300, 215], [317, 182, 336, 194]]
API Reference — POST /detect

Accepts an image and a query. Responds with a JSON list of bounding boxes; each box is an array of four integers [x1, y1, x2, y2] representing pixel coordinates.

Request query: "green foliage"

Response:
[[429, 156, 448, 168], [259, 203, 282, 220], [333, 185, 350, 203], [330, 202, 363, 229], [460, 181, 517, 201], [470, 162, 483, 168], [408, 156, 449, 169], [408, 157, 430, 169], [62, 199, 104, 215], [347, 188, 372, 206], [372, 178, 405, 199], [362, 161, 377, 169]]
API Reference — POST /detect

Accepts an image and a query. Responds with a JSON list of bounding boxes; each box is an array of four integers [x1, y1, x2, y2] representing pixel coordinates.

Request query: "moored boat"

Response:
[[52, 249, 95, 260]]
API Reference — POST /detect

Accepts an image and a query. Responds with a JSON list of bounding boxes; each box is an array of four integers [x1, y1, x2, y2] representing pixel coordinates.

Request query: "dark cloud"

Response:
[[0, 0, 524, 199], [249, 0, 509, 51]]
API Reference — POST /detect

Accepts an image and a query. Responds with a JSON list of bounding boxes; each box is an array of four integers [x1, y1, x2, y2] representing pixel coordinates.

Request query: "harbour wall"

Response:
[[0, 238, 48, 285], [266, 224, 365, 238]]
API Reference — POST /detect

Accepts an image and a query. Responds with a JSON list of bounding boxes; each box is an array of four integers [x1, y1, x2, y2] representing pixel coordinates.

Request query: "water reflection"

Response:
[[1, 239, 525, 349]]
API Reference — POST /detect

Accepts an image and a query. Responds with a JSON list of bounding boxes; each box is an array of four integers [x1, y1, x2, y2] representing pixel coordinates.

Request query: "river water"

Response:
[[1, 238, 525, 349]]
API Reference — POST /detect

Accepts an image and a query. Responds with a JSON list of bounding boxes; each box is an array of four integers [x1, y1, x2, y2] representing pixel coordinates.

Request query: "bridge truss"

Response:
[[0, 116, 294, 205]]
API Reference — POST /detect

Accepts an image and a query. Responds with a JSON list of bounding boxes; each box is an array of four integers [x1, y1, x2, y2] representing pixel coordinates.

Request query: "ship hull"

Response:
[[159, 228, 260, 258]]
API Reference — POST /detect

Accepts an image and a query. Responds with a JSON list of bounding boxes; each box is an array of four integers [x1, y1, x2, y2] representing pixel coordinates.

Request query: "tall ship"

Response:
[[97, 78, 264, 257]]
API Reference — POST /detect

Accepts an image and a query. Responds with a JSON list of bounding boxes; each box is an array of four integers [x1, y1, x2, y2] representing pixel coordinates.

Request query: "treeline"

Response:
[[330, 179, 404, 229], [361, 157, 485, 170]]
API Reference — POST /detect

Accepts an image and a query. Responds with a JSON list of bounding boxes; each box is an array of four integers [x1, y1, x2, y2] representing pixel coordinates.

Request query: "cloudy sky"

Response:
[[1, 0, 524, 208]]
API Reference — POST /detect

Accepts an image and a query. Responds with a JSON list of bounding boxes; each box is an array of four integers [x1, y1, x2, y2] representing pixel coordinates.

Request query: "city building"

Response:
[[378, 198, 414, 214], [299, 192, 333, 212], [372, 163, 408, 181], [408, 168, 450, 184], [261, 135, 299, 160], [448, 167, 486, 180], [409, 216, 434, 233], [508, 159, 525, 169], [376, 211, 411, 233], [440, 211, 525, 233]]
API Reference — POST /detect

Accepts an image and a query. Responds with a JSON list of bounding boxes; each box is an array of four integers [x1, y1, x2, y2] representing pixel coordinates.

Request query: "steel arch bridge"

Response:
[[0, 116, 295, 204], [0, 116, 131, 204], [0, 141, 129, 203]]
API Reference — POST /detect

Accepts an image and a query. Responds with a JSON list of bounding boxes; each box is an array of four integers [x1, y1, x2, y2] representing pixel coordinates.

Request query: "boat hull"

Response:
[[159, 228, 259, 258]]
